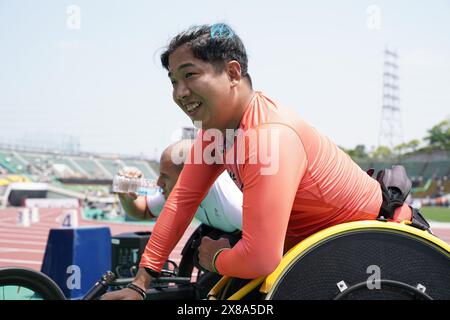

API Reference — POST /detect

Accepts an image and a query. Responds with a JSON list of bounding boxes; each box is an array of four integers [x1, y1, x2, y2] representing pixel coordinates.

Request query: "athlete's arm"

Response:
[[118, 194, 148, 220], [139, 133, 225, 274], [215, 124, 308, 278]]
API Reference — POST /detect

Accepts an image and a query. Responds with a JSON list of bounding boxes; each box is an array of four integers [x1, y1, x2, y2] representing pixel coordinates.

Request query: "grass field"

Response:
[[420, 206, 450, 222]]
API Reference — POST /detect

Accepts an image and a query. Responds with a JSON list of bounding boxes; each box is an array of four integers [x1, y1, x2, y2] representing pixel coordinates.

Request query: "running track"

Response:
[[0, 207, 197, 271], [1, 207, 449, 271]]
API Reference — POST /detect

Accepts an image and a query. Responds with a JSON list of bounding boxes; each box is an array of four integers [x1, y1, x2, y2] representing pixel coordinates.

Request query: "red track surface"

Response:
[[1, 207, 449, 271], [0, 207, 197, 271]]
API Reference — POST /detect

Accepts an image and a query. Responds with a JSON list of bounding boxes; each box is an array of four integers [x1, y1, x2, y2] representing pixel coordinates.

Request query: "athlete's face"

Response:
[[168, 44, 235, 130], [156, 155, 181, 199]]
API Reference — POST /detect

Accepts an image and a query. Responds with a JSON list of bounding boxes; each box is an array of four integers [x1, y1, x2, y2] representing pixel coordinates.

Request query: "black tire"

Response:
[[0, 267, 66, 300], [265, 226, 450, 300]]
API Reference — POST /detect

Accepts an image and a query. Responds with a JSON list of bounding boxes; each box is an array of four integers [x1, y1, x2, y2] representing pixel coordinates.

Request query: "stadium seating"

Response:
[[400, 161, 426, 179], [356, 160, 446, 181], [51, 157, 83, 178], [422, 160, 450, 180], [98, 159, 123, 177], [3, 146, 445, 198], [122, 160, 157, 179], [73, 157, 107, 179], [0, 148, 158, 183], [20, 153, 50, 172], [0, 151, 27, 174], [354, 158, 449, 198]]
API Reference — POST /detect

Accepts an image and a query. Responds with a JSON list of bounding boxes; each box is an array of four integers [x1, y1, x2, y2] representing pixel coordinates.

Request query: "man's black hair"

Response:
[[161, 23, 252, 86]]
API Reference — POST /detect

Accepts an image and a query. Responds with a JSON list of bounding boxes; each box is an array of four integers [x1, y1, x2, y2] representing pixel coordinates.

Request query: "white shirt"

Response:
[[145, 171, 243, 232]]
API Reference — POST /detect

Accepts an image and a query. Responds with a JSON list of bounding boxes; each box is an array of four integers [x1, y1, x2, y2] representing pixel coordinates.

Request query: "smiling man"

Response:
[[166, 44, 253, 133], [102, 23, 414, 300]]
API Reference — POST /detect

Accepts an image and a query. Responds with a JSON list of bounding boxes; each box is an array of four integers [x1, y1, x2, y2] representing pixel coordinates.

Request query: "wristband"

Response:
[[212, 248, 227, 274], [126, 283, 147, 300]]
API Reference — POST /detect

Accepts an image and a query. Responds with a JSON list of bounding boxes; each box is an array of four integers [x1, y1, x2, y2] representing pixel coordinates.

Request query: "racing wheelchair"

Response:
[[1, 220, 449, 300], [208, 220, 450, 300]]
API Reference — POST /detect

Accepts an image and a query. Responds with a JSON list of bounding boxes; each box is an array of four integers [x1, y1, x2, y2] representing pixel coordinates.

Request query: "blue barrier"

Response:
[[41, 226, 111, 299]]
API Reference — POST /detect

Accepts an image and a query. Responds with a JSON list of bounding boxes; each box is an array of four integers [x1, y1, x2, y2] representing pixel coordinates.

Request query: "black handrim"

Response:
[[333, 279, 433, 300]]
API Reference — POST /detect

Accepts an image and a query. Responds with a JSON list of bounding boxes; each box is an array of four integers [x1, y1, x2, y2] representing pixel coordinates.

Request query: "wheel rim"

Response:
[[0, 285, 45, 300], [0, 267, 66, 300]]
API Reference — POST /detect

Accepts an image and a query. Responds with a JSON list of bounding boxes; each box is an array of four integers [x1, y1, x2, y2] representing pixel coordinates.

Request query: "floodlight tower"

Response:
[[378, 47, 403, 149]]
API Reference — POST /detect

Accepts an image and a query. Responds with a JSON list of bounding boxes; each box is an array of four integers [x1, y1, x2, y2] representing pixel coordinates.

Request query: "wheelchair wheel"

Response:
[[0, 267, 66, 300], [261, 221, 450, 300]]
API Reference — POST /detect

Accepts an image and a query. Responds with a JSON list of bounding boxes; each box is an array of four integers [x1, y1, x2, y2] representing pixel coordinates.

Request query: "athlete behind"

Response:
[[117, 139, 242, 233], [102, 23, 414, 300], [102, 139, 243, 299]]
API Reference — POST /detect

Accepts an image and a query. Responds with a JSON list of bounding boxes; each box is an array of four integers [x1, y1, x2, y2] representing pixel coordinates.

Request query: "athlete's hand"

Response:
[[198, 236, 231, 273], [118, 192, 139, 201], [117, 166, 143, 200], [100, 287, 143, 300], [101, 269, 151, 300], [118, 166, 143, 179]]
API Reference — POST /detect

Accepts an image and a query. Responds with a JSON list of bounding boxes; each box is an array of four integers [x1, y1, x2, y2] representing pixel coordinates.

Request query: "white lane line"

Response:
[[0, 230, 48, 238], [0, 224, 57, 232], [0, 258, 41, 265], [0, 247, 45, 253], [0, 239, 46, 246], [0, 223, 59, 229], [0, 210, 63, 223], [0, 236, 48, 242], [0, 227, 49, 233]]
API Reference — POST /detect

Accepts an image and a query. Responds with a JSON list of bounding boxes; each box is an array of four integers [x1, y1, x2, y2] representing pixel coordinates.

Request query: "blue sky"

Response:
[[0, 0, 449, 159]]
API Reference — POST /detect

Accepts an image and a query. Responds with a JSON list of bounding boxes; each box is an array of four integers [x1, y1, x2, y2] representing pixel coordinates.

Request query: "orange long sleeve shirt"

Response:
[[140, 91, 382, 278]]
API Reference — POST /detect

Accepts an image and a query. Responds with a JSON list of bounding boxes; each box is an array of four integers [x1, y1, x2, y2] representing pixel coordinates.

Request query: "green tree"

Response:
[[370, 145, 392, 160], [393, 139, 421, 157], [424, 119, 450, 150], [406, 139, 420, 153], [342, 144, 369, 160], [393, 142, 407, 157]]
